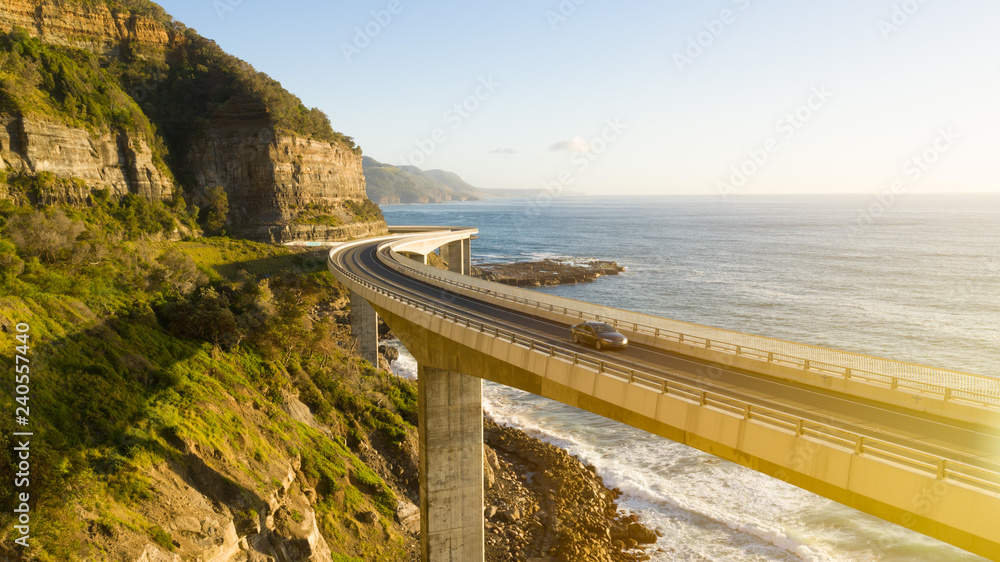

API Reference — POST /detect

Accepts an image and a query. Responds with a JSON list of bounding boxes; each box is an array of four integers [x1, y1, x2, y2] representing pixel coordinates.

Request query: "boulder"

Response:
[[627, 522, 658, 544]]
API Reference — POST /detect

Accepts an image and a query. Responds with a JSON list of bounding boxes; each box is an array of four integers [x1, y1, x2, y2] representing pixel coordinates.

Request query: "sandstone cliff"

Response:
[[187, 98, 384, 242], [0, 115, 173, 203], [0, 0, 175, 55], [0, 0, 385, 242]]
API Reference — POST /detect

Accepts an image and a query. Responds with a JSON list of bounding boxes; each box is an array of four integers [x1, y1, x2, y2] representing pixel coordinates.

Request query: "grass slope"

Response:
[[0, 200, 416, 560]]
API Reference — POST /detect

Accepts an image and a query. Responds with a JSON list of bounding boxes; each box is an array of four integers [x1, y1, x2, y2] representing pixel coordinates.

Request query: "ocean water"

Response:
[[381, 194, 1000, 561]]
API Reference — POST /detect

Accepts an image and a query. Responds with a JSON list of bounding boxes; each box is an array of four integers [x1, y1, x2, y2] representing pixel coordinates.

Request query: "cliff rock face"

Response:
[[103, 436, 335, 562], [0, 115, 174, 203], [186, 98, 384, 242], [0, 0, 385, 243], [0, 0, 174, 55]]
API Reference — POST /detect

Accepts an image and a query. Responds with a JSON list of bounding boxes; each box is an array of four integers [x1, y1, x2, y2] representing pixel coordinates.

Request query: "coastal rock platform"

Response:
[[472, 259, 625, 287]]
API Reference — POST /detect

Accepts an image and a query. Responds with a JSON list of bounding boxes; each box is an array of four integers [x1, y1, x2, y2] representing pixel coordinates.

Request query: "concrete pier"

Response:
[[440, 239, 471, 275], [417, 365, 484, 562], [350, 291, 379, 366]]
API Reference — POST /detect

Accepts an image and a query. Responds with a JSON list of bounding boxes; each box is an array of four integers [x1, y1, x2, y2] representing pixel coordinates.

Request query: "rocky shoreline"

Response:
[[483, 419, 657, 561], [472, 259, 625, 287]]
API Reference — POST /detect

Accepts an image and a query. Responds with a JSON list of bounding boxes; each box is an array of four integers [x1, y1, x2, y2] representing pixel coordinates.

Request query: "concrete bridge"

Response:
[[327, 227, 1000, 561]]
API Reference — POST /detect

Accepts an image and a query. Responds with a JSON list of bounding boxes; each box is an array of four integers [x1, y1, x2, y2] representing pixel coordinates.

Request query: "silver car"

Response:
[[571, 322, 628, 350]]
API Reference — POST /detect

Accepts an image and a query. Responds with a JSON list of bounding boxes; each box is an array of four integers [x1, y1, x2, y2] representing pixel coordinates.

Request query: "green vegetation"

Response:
[[362, 156, 478, 204], [293, 199, 384, 232], [0, 198, 413, 560], [0, 30, 171, 175], [115, 28, 360, 183], [300, 214, 345, 227], [147, 525, 174, 551], [345, 198, 385, 224], [70, 0, 174, 27], [198, 186, 229, 236], [0, 3, 392, 555], [1, 175, 193, 239], [363, 156, 545, 204]]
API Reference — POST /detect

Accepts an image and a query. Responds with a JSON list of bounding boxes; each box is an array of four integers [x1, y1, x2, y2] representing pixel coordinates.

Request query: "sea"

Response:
[[380, 194, 1000, 561]]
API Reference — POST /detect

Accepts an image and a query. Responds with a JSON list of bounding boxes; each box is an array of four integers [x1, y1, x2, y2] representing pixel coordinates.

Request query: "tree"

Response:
[[200, 186, 229, 236], [146, 246, 207, 296]]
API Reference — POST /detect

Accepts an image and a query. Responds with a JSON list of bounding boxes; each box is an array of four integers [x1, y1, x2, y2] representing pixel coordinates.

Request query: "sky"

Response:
[[154, 0, 1000, 196]]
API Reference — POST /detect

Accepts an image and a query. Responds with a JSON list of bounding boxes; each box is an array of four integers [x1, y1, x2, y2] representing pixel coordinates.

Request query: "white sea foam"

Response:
[[483, 382, 841, 561], [383, 338, 418, 380]]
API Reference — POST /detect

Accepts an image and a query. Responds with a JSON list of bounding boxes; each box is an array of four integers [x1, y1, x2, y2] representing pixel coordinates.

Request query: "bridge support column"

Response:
[[417, 365, 484, 561], [350, 292, 379, 366], [440, 239, 471, 275]]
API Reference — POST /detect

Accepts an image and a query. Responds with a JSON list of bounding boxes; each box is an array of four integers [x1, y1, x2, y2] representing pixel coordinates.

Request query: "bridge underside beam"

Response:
[[350, 292, 379, 366], [418, 365, 484, 562]]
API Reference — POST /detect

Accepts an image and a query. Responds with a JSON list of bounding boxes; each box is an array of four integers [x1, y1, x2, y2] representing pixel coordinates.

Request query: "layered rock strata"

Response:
[[0, 0, 385, 243], [0, 0, 175, 55], [186, 99, 383, 242], [0, 115, 174, 203]]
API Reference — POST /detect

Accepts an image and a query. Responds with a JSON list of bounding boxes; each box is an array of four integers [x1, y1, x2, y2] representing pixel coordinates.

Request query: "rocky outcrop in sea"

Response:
[[472, 259, 625, 287]]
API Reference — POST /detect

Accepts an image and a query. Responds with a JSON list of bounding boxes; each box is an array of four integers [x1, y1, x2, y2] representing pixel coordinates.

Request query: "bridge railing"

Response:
[[379, 245, 1000, 408], [329, 248, 1000, 498]]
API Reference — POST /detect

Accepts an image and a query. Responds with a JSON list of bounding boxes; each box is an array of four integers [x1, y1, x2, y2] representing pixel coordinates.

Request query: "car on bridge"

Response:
[[571, 322, 628, 350]]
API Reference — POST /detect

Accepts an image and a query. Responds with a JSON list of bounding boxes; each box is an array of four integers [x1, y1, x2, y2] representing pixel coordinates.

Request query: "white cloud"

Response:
[[549, 136, 591, 152], [490, 148, 517, 154]]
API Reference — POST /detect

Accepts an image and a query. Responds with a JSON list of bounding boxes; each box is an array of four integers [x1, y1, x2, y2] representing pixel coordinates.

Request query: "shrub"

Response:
[[112, 193, 176, 237], [344, 199, 384, 223], [147, 525, 174, 551], [4, 208, 86, 263], [0, 240, 24, 285], [146, 246, 207, 296]]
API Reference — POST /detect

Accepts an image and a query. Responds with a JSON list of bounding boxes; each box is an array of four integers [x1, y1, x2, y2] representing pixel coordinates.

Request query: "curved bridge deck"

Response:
[[328, 227, 1000, 561]]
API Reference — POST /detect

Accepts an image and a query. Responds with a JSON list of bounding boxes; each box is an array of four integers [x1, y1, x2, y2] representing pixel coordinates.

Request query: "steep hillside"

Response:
[[0, 0, 386, 242], [0, 201, 655, 561], [0, 203, 416, 560], [363, 157, 545, 205]]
